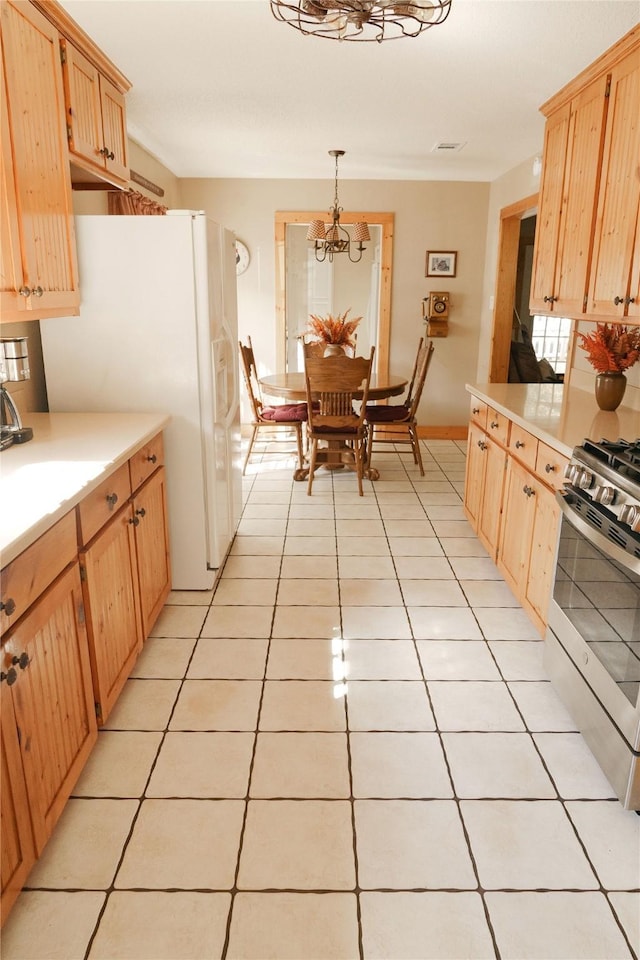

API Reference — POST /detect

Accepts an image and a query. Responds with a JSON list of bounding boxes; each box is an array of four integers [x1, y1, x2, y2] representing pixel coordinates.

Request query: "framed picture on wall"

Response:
[[426, 251, 457, 278]]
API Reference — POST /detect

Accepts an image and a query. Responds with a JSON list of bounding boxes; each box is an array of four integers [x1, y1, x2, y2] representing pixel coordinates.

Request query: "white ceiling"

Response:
[[58, 0, 639, 182]]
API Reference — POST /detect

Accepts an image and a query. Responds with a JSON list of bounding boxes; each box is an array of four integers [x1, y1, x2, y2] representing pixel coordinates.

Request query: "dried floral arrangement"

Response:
[[307, 308, 362, 348], [576, 323, 640, 374]]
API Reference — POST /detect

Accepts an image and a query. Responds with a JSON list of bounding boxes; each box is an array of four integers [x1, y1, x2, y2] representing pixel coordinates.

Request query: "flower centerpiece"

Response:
[[576, 322, 640, 410], [306, 308, 362, 355]]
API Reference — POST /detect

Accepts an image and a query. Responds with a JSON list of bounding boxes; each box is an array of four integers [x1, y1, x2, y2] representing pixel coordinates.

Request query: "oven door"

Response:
[[548, 493, 640, 752]]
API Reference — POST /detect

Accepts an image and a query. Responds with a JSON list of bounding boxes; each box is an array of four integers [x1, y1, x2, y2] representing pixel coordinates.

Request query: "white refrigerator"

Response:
[[40, 211, 242, 591]]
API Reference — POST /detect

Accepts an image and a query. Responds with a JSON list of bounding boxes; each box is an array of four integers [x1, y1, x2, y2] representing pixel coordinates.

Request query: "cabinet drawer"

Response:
[[129, 433, 164, 492], [535, 442, 569, 491], [0, 511, 77, 635], [77, 462, 131, 545], [469, 396, 488, 429], [509, 424, 538, 471], [486, 407, 509, 446]]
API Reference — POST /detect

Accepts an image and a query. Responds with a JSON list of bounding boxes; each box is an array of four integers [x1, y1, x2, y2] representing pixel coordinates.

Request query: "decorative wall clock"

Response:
[[236, 240, 250, 275]]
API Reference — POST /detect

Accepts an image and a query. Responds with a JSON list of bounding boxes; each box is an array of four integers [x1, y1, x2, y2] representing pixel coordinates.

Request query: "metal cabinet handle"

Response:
[[129, 515, 140, 526], [522, 485, 535, 498], [135, 507, 146, 518], [626, 297, 636, 305], [31, 286, 43, 297], [477, 440, 487, 451], [106, 492, 118, 508], [490, 421, 499, 429], [108, 151, 115, 161], [0, 598, 16, 616], [11, 652, 29, 670], [1, 668, 17, 686], [18, 286, 31, 297], [543, 295, 557, 303], [515, 440, 524, 449], [472, 407, 480, 415], [147, 454, 157, 464], [545, 463, 555, 473], [614, 296, 625, 305]]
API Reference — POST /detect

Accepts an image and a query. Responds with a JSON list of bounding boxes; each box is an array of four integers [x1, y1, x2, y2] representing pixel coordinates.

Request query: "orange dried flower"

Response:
[[307, 309, 362, 348], [577, 323, 640, 374]]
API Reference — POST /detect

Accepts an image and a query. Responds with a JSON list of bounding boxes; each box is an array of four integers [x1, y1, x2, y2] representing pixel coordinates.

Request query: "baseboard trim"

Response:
[[417, 425, 468, 440]]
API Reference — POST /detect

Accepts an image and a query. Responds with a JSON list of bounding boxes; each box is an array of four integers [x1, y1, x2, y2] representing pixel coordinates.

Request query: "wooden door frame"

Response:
[[275, 211, 394, 380], [490, 194, 538, 382]]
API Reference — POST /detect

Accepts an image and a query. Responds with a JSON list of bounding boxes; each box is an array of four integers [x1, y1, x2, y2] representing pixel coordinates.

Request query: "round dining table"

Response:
[[259, 372, 407, 403], [258, 371, 408, 481]]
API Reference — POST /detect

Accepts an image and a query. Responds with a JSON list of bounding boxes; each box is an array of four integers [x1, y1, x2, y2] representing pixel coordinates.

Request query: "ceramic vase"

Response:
[[594, 371, 627, 411], [323, 343, 346, 357]]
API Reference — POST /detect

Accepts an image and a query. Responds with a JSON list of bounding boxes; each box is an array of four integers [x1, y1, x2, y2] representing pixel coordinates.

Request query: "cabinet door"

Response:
[[132, 468, 171, 638], [61, 41, 129, 186], [525, 482, 561, 628], [478, 439, 506, 558], [99, 74, 129, 182], [463, 423, 488, 530], [0, 0, 79, 320], [5, 563, 97, 854], [1, 680, 36, 924], [588, 52, 640, 319], [530, 104, 571, 314], [497, 457, 537, 596], [62, 41, 105, 170], [81, 506, 142, 725], [0, 58, 25, 321], [554, 75, 609, 317]]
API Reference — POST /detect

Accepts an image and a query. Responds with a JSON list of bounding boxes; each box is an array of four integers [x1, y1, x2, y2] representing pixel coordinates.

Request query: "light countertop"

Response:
[[1, 412, 170, 566], [466, 382, 640, 457]]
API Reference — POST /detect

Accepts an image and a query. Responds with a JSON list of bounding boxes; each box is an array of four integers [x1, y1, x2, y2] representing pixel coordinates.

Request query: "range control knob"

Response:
[[619, 504, 640, 531], [576, 469, 594, 490], [593, 485, 616, 506]]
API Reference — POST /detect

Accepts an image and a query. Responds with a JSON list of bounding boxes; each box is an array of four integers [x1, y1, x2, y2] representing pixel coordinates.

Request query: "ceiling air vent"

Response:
[[432, 141, 466, 153]]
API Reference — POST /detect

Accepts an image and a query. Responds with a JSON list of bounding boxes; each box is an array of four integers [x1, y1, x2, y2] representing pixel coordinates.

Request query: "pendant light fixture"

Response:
[[270, 1, 453, 43], [307, 150, 370, 264]]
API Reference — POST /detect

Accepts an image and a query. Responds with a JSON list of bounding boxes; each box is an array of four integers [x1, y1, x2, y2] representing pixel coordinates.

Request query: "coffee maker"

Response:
[[1, 337, 33, 450]]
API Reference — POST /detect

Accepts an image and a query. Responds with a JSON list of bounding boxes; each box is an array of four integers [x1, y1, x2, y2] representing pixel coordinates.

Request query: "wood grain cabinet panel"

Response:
[[587, 49, 640, 320], [531, 27, 640, 324], [61, 39, 129, 187], [530, 76, 608, 317], [0, 683, 36, 925], [2, 562, 97, 855], [80, 506, 142, 725], [132, 467, 171, 639], [0, 0, 79, 322]]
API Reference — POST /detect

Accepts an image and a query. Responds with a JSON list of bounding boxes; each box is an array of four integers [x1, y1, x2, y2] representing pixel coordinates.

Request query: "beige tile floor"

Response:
[[3, 439, 639, 960]]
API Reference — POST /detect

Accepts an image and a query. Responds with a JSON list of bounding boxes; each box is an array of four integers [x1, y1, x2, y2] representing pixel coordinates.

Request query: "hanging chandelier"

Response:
[[270, 0, 453, 42], [307, 150, 370, 263]]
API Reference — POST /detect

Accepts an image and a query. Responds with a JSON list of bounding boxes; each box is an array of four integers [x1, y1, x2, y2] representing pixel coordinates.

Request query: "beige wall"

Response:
[[178, 177, 490, 428]]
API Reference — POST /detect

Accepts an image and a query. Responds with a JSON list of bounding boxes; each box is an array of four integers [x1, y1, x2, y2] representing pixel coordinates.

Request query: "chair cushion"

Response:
[[365, 404, 410, 423], [261, 403, 308, 422]]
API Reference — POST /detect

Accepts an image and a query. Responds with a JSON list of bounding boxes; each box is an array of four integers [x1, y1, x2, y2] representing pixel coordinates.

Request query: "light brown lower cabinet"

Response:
[[1, 562, 97, 923], [464, 399, 567, 636], [80, 503, 143, 726], [0, 430, 171, 925], [497, 459, 560, 634]]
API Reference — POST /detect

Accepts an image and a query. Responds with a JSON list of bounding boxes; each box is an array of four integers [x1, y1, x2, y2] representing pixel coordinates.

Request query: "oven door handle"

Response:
[[556, 490, 640, 573]]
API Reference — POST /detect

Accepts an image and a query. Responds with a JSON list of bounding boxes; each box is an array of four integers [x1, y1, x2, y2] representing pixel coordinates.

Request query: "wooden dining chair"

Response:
[[365, 338, 434, 475], [239, 336, 307, 476], [304, 348, 375, 496]]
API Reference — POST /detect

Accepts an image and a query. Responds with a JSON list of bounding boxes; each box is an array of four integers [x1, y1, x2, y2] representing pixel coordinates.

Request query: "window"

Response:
[[531, 315, 572, 374]]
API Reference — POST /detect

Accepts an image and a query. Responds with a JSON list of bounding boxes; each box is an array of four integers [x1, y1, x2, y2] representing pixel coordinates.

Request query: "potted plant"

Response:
[[576, 322, 640, 410], [306, 308, 362, 356]]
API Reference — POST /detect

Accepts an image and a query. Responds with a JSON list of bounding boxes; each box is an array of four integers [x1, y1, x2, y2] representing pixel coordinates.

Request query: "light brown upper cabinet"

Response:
[[60, 39, 129, 187], [530, 26, 639, 324], [587, 50, 640, 321], [0, 0, 79, 322]]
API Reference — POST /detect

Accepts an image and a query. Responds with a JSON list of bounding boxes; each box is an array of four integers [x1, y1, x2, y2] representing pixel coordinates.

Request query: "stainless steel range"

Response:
[[545, 437, 640, 810]]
